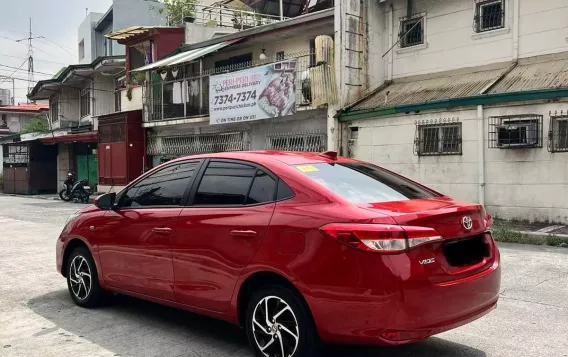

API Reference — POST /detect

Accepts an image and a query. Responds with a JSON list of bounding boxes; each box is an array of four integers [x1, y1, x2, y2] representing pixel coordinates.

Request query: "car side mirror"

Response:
[[94, 192, 116, 210]]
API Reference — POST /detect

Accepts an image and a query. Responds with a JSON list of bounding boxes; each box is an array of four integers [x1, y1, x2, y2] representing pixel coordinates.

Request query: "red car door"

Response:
[[96, 161, 201, 301], [173, 160, 277, 312]]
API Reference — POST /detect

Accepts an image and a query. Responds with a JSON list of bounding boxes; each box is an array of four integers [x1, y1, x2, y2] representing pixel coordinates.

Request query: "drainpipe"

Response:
[[477, 105, 485, 206], [387, 3, 394, 81], [512, 0, 520, 61]]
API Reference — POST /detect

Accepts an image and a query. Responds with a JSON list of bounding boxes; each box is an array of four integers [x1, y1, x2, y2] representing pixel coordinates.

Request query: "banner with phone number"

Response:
[[209, 60, 297, 125]]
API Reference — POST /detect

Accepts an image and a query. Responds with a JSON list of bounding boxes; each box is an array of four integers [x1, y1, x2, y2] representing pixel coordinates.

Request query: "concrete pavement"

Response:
[[0, 195, 567, 357]]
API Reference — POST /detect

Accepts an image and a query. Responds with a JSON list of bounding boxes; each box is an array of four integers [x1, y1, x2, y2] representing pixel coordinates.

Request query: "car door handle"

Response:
[[230, 230, 257, 239], [152, 227, 173, 235]]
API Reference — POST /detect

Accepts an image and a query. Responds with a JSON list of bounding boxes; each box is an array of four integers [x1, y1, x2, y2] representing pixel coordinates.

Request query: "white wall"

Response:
[[92, 72, 117, 119], [78, 12, 104, 64], [348, 100, 568, 223], [120, 86, 143, 111], [367, 0, 568, 80]]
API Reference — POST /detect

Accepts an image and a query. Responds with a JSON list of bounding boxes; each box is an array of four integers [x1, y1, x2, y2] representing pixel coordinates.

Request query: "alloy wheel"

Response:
[[252, 296, 300, 357], [69, 255, 92, 300]]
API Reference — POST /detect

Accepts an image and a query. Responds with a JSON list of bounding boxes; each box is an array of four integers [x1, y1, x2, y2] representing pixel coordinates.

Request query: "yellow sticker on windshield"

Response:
[[296, 165, 319, 173]]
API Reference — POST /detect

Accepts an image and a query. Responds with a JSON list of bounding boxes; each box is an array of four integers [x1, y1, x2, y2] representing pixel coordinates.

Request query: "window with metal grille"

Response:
[[50, 96, 59, 123], [266, 132, 326, 152], [474, 0, 505, 33], [414, 121, 462, 156], [1, 114, 7, 129], [548, 114, 568, 152], [488, 115, 543, 149], [80, 87, 91, 118], [400, 15, 424, 48]]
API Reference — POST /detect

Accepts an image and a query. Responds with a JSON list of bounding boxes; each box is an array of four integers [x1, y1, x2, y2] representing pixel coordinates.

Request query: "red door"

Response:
[[173, 160, 277, 312], [96, 161, 201, 301]]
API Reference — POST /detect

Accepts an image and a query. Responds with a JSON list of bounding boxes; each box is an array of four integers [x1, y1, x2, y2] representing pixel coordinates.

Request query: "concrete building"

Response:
[[336, 0, 568, 223], [0, 103, 49, 175], [77, 0, 166, 64], [27, 57, 125, 192], [126, 8, 337, 169]]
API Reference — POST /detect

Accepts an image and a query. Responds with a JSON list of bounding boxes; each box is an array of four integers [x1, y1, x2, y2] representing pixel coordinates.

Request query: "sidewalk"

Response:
[[0, 193, 96, 203]]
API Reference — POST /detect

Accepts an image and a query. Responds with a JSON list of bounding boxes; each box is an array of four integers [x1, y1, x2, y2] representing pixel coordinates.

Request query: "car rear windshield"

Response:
[[294, 163, 438, 203]]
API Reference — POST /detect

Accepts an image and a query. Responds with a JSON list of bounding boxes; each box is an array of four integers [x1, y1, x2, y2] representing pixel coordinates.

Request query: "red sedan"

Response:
[[56, 151, 500, 357]]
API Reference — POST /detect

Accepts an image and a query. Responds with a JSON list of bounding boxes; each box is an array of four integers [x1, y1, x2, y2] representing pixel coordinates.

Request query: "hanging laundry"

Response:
[[172, 82, 183, 104]]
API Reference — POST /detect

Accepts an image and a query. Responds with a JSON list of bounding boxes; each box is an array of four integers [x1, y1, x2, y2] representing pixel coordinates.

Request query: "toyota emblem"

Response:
[[462, 216, 473, 230]]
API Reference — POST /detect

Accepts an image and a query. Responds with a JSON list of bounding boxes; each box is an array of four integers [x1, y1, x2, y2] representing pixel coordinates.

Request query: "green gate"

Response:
[[76, 154, 98, 192]]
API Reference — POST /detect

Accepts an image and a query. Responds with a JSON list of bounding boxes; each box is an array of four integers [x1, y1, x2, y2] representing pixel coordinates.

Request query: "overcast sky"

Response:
[[0, 0, 113, 105]]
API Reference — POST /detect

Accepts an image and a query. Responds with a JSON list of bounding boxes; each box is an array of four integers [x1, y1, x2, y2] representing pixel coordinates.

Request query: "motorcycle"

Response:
[[59, 172, 92, 203]]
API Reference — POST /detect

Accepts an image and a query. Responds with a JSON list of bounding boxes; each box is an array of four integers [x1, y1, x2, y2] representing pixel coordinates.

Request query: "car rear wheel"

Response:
[[245, 285, 320, 357], [66, 247, 104, 307]]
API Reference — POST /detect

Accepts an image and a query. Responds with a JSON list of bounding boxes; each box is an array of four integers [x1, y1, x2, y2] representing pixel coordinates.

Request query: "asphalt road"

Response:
[[0, 195, 567, 357]]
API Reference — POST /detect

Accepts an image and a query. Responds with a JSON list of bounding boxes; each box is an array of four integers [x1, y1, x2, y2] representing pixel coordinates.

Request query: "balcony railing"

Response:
[[143, 50, 337, 123], [172, 3, 284, 29]]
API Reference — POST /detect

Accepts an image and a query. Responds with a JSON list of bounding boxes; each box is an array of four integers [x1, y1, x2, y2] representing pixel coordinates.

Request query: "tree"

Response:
[[158, 0, 198, 26], [20, 114, 49, 134]]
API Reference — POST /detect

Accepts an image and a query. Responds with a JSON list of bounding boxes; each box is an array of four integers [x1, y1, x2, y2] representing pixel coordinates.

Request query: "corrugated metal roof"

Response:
[[489, 54, 568, 94], [351, 64, 509, 111]]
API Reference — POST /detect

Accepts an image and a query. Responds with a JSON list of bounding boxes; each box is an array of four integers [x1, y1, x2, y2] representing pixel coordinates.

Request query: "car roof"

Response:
[[168, 151, 360, 166]]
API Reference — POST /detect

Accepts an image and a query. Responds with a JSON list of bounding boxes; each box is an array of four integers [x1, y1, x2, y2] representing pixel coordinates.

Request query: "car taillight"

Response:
[[320, 223, 443, 253]]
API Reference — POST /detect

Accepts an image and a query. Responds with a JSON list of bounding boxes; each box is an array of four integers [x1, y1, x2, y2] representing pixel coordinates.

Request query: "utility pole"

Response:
[[12, 78, 15, 105], [27, 17, 34, 101]]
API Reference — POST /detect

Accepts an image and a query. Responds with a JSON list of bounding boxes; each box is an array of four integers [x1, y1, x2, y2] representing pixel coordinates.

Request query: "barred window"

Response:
[[414, 121, 462, 156], [548, 114, 568, 153], [80, 87, 91, 118], [488, 115, 543, 149], [400, 15, 424, 48], [266, 131, 326, 152], [50, 96, 59, 123], [474, 0, 505, 33]]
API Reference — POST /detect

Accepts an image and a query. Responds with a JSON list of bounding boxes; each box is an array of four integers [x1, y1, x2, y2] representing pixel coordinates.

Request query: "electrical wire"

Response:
[[0, 64, 55, 77], [0, 52, 69, 66], [0, 58, 28, 83]]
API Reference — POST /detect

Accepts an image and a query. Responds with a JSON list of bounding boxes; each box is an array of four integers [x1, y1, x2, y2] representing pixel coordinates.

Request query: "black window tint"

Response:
[[246, 170, 276, 205], [276, 179, 295, 200], [194, 161, 256, 205], [294, 163, 437, 204], [122, 162, 198, 207]]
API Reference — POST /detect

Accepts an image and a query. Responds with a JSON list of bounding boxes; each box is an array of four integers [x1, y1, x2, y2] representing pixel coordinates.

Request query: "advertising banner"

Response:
[[209, 60, 297, 125]]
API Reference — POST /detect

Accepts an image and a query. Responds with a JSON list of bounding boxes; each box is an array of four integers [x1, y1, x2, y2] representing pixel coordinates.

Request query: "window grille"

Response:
[[265, 131, 327, 152], [548, 111, 568, 153], [80, 87, 91, 118], [50, 96, 59, 123], [4, 145, 28, 164], [488, 114, 543, 149], [474, 0, 505, 33], [147, 131, 249, 156], [399, 13, 425, 48], [414, 119, 462, 156]]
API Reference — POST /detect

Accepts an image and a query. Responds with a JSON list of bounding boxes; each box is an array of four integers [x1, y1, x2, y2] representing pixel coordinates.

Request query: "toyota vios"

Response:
[[57, 151, 500, 357]]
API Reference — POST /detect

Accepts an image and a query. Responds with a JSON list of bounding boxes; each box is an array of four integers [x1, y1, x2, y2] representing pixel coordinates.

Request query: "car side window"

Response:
[[276, 179, 295, 201], [194, 161, 256, 206], [246, 170, 276, 205], [121, 161, 199, 208]]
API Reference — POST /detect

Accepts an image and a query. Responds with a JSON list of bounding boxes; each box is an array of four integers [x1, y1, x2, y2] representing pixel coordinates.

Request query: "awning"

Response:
[[39, 131, 98, 144], [131, 40, 238, 72]]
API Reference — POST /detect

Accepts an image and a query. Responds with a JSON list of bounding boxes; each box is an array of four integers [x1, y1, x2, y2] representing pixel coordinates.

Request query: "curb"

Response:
[[0, 193, 96, 204]]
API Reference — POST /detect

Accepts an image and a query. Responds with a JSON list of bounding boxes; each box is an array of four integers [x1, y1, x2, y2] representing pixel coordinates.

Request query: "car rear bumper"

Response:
[[306, 248, 501, 346]]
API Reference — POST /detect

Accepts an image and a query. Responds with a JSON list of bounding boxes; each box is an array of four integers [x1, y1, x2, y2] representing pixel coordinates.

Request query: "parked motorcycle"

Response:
[[59, 172, 92, 203]]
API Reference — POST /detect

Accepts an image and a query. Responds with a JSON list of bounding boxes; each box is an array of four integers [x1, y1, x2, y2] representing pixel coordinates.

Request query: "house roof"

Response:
[[28, 56, 125, 100], [106, 26, 183, 44], [180, 8, 333, 52], [0, 103, 49, 113], [350, 63, 511, 112], [339, 52, 568, 121]]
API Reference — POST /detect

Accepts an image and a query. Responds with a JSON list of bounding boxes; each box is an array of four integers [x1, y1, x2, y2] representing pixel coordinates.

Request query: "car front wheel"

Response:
[[245, 285, 320, 357], [66, 247, 104, 307]]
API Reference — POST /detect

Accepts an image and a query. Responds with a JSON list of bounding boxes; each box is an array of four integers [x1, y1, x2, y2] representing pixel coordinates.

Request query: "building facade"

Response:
[[337, 0, 568, 223], [129, 9, 337, 169], [78, 0, 167, 64]]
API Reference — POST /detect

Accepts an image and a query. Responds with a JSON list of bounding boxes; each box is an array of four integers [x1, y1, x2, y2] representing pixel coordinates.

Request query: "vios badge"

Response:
[[462, 216, 473, 230]]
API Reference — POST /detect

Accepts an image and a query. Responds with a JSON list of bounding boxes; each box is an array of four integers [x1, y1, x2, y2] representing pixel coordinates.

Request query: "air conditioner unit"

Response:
[[497, 121, 538, 147]]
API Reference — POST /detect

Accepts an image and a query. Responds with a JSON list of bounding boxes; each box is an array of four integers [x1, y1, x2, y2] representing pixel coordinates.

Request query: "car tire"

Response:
[[245, 285, 321, 357], [66, 246, 105, 308]]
